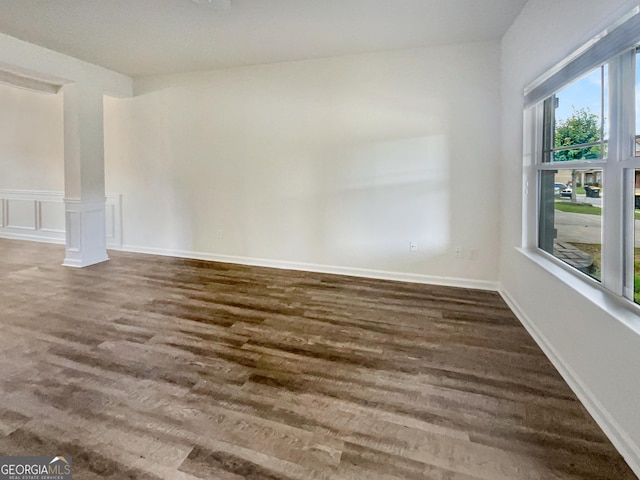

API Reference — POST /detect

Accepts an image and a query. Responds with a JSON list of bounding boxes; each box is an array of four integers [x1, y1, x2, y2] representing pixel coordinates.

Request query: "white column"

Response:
[[62, 83, 109, 267]]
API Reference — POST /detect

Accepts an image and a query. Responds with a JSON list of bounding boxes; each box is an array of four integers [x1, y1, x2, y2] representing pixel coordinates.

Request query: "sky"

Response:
[[555, 66, 607, 134], [555, 56, 640, 134]]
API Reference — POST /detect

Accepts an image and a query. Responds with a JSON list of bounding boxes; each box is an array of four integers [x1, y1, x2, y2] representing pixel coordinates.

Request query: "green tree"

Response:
[[554, 107, 602, 161], [554, 107, 602, 202]]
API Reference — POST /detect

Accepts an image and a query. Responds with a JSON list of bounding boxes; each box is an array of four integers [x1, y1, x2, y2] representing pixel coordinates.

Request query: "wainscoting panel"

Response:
[[7, 199, 37, 230], [0, 190, 122, 247], [39, 200, 66, 234], [105, 199, 121, 245]]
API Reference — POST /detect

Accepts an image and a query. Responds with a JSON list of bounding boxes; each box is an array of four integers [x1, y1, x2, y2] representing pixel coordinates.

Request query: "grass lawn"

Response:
[[555, 201, 640, 220], [576, 187, 586, 195], [555, 202, 600, 215], [570, 242, 640, 303]]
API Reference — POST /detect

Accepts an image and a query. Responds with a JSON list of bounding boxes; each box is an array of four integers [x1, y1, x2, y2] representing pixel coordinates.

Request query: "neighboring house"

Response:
[[555, 169, 601, 188]]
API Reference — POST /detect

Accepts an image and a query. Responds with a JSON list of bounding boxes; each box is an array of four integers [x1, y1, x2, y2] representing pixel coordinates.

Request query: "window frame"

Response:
[[523, 9, 640, 305]]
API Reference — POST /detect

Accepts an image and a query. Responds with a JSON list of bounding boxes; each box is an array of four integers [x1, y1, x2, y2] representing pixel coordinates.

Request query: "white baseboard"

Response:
[[118, 244, 499, 291], [0, 231, 64, 245], [499, 288, 640, 479]]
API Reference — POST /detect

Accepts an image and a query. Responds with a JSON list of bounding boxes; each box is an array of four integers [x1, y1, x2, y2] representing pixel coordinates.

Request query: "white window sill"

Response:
[[516, 246, 640, 336]]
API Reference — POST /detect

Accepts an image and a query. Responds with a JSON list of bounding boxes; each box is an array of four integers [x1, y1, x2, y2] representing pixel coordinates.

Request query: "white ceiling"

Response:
[[0, 0, 527, 78]]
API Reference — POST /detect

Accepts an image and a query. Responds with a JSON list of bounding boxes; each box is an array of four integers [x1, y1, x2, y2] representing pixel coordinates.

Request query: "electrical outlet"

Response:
[[410, 241, 418, 252], [454, 246, 463, 258]]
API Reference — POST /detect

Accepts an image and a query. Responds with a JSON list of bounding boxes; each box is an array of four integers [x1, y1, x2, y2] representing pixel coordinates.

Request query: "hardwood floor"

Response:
[[0, 238, 636, 480]]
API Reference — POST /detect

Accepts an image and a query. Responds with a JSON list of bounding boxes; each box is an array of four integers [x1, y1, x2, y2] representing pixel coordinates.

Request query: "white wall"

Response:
[[500, 0, 640, 473], [0, 84, 66, 243], [104, 41, 501, 287], [0, 83, 63, 191]]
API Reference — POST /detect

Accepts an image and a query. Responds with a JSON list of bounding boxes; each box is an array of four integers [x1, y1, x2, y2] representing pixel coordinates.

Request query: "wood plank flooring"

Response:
[[0, 238, 636, 480]]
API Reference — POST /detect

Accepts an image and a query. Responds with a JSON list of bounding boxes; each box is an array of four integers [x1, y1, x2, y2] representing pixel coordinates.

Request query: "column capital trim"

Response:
[[63, 197, 107, 207]]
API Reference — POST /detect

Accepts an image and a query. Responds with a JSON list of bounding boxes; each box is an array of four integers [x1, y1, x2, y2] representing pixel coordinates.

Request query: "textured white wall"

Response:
[[0, 83, 64, 191], [500, 0, 640, 471], [104, 41, 501, 284]]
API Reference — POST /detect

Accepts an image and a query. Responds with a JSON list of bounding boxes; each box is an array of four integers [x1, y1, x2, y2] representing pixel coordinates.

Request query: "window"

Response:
[[524, 9, 640, 305]]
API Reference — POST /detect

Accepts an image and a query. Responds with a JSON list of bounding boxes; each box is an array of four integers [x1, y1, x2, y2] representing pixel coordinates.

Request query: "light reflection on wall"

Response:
[[324, 135, 449, 266]]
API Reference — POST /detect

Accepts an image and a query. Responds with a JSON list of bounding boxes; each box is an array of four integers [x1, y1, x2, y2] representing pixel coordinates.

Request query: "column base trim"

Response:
[[63, 198, 108, 269], [62, 253, 109, 268]]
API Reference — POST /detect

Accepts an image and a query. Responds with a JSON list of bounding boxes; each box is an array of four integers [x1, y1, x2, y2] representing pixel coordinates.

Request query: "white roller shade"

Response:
[[524, 7, 640, 108]]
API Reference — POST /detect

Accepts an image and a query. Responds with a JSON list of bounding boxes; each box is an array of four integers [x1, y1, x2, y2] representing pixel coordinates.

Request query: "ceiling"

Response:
[[0, 0, 527, 78]]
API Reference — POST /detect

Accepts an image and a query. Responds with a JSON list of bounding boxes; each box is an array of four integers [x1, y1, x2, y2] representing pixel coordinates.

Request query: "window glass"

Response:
[[539, 169, 603, 281], [636, 51, 640, 156], [634, 169, 640, 303], [548, 66, 608, 162]]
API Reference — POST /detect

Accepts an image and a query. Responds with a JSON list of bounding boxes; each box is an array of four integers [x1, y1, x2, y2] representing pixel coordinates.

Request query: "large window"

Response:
[[524, 9, 640, 305]]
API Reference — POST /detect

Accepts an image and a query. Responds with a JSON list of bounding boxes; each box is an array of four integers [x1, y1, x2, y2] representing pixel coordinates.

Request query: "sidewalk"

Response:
[[555, 210, 640, 247]]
